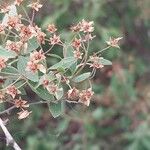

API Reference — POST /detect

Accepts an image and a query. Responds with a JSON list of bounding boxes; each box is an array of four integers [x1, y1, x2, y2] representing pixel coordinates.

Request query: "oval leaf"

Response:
[[99, 58, 112, 65], [49, 57, 76, 70], [48, 101, 63, 118], [0, 46, 17, 58], [28, 81, 54, 101], [73, 72, 91, 83]]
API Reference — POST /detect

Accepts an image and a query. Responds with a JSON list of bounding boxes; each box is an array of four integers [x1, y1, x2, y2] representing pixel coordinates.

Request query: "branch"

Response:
[[0, 100, 60, 116], [0, 118, 21, 150]]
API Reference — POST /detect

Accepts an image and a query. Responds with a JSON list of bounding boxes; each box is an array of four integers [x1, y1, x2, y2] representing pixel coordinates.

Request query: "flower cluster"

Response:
[[0, 0, 122, 120], [26, 50, 46, 73], [67, 88, 94, 106]]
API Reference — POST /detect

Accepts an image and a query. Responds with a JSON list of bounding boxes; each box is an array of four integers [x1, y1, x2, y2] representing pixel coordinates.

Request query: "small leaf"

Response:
[[0, 46, 17, 58], [72, 72, 91, 83], [27, 37, 39, 52], [48, 101, 63, 118], [99, 58, 112, 65], [49, 57, 76, 70], [28, 81, 54, 101], [55, 88, 63, 100], [17, 56, 39, 82]]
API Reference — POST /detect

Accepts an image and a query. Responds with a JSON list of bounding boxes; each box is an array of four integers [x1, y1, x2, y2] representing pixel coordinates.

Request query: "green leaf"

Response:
[[48, 101, 63, 118], [0, 46, 17, 58], [27, 37, 39, 52], [49, 57, 77, 70], [55, 88, 63, 100], [72, 72, 91, 83], [17, 56, 39, 82], [0, 66, 18, 74], [99, 58, 112, 65], [28, 81, 54, 101]]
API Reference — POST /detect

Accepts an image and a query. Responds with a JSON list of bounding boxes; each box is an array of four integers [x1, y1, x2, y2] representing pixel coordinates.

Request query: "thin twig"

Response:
[[0, 118, 22, 150], [0, 100, 60, 116]]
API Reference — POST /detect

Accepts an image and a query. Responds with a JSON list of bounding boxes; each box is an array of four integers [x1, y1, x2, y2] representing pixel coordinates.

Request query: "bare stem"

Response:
[[0, 118, 22, 150]]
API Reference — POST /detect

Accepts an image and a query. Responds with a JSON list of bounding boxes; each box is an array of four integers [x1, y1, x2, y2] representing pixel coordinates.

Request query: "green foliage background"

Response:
[[0, 0, 150, 149]]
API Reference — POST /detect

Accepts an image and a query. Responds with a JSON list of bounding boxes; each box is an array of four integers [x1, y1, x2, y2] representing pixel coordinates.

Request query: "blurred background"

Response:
[[0, 0, 150, 149]]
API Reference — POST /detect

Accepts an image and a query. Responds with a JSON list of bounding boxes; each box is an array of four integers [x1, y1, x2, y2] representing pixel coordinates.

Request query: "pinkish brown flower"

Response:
[[6, 40, 23, 53], [72, 38, 82, 49], [80, 19, 94, 33], [106, 37, 123, 48], [28, 2, 42, 11], [7, 15, 22, 30], [17, 110, 32, 119], [47, 24, 57, 33], [83, 34, 96, 42], [70, 22, 81, 32], [19, 25, 33, 41], [26, 61, 46, 73], [36, 30, 46, 44], [67, 87, 79, 101], [0, 57, 7, 71], [46, 83, 58, 94], [30, 50, 45, 63], [26, 61, 38, 73], [14, 98, 29, 108], [6, 85, 20, 98], [79, 88, 94, 106], [73, 50, 83, 60], [15, 0, 24, 6], [89, 55, 104, 69], [50, 34, 61, 45]]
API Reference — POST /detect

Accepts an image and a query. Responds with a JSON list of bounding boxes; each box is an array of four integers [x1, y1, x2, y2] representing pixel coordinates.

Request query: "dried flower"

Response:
[[79, 88, 94, 106], [28, 2, 42, 12], [70, 22, 81, 32], [80, 19, 94, 33], [7, 15, 22, 30], [83, 34, 96, 42], [50, 34, 61, 45], [26, 61, 38, 73], [6, 85, 20, 98], [73, 50, 83, 60], [67, 87, 79, 101], [72, 38, 82, 49], [47, 83, 58, 94], [19, 25, 33, 41], [0, 57, 7, 71], [14, 98, 29, 108], [30, 50, 45, 63], [47, 24, 57, 33], [17, 110, 32, 119], [6, 40, 23, 53], [89, 55, 104, 69], [106, 37, 123, 48], [26, 61, 46, 73], [36, 30, 46, 44]]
